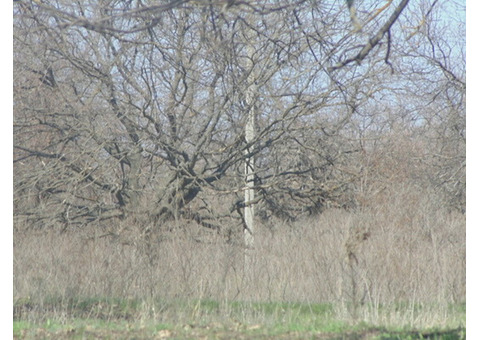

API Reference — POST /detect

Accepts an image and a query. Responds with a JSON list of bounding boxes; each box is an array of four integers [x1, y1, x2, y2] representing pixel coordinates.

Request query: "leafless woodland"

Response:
[[13, 0, 465, 323]]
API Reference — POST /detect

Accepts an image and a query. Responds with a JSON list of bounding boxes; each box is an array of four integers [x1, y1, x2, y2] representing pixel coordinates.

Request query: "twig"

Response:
[[330, 0, 410, 71]]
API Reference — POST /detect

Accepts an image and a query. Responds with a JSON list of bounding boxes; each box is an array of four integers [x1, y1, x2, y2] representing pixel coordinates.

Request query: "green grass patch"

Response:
[[13, 297, 466, 339], [376, 327, 466, 339]]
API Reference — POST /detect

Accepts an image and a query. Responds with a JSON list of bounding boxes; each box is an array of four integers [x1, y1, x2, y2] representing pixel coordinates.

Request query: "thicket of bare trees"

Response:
[[14, 0, 465, 241]]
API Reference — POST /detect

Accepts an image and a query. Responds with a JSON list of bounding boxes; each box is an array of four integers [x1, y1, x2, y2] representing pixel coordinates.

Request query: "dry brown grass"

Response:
[[13, 185, 465, 329]]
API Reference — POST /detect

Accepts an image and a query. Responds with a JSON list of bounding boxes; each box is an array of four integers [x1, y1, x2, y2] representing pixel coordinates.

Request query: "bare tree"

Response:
[[398, 0, 465, 212], [15, 0, 458, 241]]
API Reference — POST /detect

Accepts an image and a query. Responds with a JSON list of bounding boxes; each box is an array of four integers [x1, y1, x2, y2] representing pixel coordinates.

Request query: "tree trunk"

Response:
[[244, 37, 256, 272]]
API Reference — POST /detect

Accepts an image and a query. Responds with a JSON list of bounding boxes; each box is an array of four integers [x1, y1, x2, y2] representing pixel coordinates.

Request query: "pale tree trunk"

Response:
[[244, 99, 255, 270], [244, 38, 256, 273]]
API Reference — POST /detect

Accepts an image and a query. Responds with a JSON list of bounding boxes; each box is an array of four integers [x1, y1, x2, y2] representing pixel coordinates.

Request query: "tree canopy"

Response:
[[13, 0, 465, 236]]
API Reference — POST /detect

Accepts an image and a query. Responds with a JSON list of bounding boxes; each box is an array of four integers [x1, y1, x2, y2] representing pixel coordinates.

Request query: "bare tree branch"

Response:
[[330, 0, 410, 71]]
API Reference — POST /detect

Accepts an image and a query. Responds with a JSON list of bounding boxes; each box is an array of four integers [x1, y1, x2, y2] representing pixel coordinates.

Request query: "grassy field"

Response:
[[13, 297, 465, 339], [14, 205, 465, 339]]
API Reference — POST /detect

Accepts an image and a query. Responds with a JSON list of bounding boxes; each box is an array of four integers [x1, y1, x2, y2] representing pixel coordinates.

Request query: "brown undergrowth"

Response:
[[14, 188, 465, 330]]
